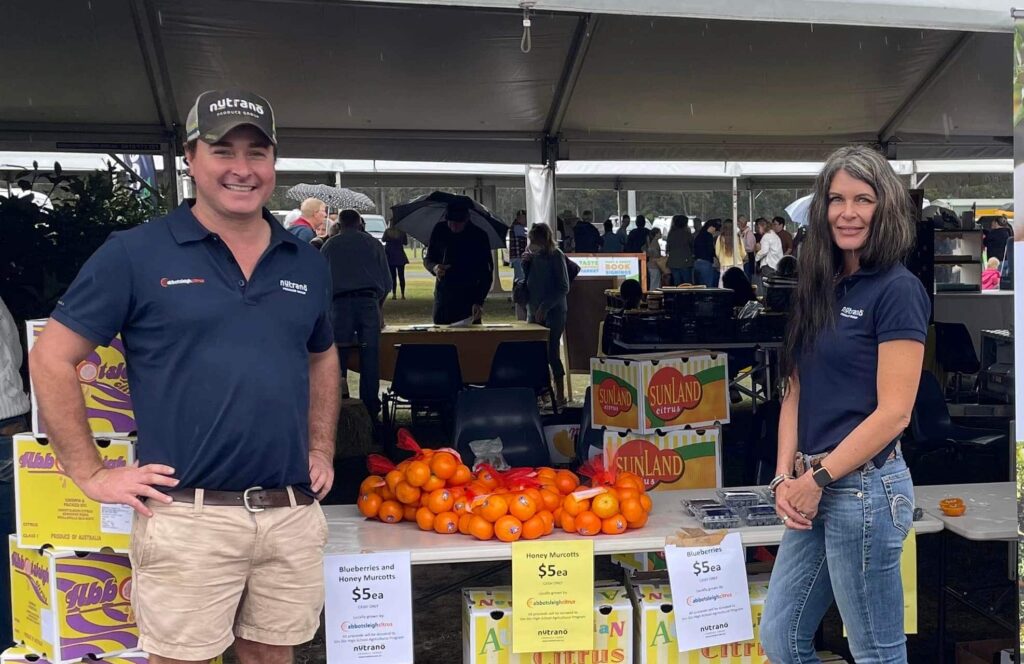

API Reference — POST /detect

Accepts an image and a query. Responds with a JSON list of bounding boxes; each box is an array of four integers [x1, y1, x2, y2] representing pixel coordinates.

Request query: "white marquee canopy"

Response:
[[0, 0, 1011, 163]]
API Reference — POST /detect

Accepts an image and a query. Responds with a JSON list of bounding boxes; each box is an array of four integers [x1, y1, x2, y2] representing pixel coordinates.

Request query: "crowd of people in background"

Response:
[[549, 210, 801, 286], [271, 195, 808, 421]]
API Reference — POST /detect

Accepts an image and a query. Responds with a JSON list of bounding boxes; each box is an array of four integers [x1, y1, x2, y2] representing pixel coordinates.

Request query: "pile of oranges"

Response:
[[356, 429, 653, 542]]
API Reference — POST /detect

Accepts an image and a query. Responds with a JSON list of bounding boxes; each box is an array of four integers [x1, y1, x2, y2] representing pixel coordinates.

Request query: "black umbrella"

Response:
[[922, 204, 961, 229], [391, 192, 508, 249]]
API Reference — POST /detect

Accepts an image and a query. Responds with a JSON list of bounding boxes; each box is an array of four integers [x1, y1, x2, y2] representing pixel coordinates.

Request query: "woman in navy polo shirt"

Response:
[[761, 146, 930, 664]]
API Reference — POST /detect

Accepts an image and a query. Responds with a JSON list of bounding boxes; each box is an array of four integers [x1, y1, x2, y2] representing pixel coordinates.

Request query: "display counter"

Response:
[[322, 487, 944, 565]]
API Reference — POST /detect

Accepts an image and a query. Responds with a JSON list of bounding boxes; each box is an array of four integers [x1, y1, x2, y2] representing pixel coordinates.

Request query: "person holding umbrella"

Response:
[[423, 201, 494, 324]]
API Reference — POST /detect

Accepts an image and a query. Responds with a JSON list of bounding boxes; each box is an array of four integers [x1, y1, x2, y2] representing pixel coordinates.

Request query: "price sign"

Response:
[[511, 540, 594, 653], [664, 532, 753, 652], [323, 551, 413, 664]]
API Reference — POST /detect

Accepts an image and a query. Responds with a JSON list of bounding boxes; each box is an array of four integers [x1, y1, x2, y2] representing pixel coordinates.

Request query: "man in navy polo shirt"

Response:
[[29, 89, 340, 664]]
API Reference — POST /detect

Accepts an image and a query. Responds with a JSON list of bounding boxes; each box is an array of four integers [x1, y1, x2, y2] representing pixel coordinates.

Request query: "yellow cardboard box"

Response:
[[628, 575, 769, 664], [463, 585, 632, 663], [591, 353, 730, 434], [26, 320, 135, 436], [9, 537, 137, 664], [603, 428, 721, 492], [14, 434, 135, 552], [0, 647, 223, 664]]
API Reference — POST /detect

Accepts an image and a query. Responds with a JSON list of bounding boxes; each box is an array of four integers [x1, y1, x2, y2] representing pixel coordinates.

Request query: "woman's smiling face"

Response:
[[827, 169, 877, 252]]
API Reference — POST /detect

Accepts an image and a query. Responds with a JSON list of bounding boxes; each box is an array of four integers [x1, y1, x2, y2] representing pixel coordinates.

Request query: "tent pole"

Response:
[[161, 141, 179, 208]]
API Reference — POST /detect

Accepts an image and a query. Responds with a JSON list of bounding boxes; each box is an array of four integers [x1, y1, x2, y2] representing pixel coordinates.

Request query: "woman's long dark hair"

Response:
[[781, 145, 915, 382]]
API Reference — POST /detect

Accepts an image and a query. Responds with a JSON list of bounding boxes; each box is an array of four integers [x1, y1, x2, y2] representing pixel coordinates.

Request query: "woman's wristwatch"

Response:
[[768, 473, 792, 496], [810, 460, 834, 488]]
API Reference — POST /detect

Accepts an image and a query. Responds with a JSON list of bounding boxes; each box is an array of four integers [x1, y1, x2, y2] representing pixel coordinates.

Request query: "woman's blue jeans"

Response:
[[671, 267, 693, 285], [694, 259, 718, 287], [762, 454, 914, 664]]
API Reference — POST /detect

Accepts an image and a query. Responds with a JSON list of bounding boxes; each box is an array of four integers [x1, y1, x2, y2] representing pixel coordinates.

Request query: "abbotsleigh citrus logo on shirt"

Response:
[[159, 277, 206, 287]]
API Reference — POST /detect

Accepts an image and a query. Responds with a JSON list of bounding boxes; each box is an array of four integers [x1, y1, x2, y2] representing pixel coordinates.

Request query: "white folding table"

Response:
[[322, 487, 943, 563], [914, 482, 1016, 663]]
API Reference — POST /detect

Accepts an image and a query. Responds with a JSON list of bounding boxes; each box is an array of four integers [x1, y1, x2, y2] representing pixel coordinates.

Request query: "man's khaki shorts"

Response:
[[129, 489, 329, 661]]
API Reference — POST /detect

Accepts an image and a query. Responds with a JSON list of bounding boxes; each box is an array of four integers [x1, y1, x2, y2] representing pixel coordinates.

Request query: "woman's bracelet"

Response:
[[768, 473, 793, 496]]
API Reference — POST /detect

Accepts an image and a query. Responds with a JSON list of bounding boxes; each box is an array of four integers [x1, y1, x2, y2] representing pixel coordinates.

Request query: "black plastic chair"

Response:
[[933, 322, 980, 402], [453, 387, 550, 468], [573, 387, 605, 470], [905, 370, 1007, 485], [382, 343, 462, 430], [486, 340, 558, 413]]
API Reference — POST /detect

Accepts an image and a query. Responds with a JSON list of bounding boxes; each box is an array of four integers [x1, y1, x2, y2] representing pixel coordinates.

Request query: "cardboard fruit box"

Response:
[[603, 428, 722, 492], [463, 585, 632, 664], [591, 353, 729, 434], [14, 435, 135, 553], [0, 647, 223, 664], [26, 320, 135, 436], [9, 537, 137, 664], [628, 574, 769, 664]]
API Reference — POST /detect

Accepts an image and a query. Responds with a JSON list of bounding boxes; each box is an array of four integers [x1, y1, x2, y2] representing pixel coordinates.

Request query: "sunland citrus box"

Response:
[[26, 320, 135, 436], [591, 353, 730, 434], [628, 575, 769, 664], [603, 428, 722, 492], [0, 647, 223, 664], [9, 537, 137, 664], [14, 434, 135, 552], [463, 585, 633, 663]]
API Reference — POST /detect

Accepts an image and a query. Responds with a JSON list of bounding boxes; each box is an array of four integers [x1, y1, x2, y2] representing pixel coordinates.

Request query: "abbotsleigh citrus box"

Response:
[[9, 537, 137, 664], [463, 585, 632, 663], [14, 434, 135, 552], [591, 353, 730, 434], [628, 575, 769, 664], [26, 320, 135, 436], [603, 428, 721, 492]]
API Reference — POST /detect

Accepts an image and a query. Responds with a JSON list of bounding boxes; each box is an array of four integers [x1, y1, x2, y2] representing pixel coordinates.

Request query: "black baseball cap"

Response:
[[185, 88, 277, 145]]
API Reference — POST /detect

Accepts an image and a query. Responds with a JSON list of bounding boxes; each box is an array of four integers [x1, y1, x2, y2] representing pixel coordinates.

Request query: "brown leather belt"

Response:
[[166, 487, 314, 512]]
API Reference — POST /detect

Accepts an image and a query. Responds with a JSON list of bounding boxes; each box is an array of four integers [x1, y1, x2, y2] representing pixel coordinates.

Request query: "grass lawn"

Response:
[[382, 247, 518, 326]]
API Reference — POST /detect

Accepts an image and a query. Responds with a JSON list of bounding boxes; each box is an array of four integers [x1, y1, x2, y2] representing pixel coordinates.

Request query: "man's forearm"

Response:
[[30, 356, 103, 483], [308, 351, 341, 461]]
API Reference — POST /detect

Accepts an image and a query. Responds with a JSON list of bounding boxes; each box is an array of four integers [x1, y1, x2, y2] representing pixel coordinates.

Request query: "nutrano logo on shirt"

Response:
[[160, 277, 206, 287], [280, 279, 308, 295], [840, 306, 864, 320]]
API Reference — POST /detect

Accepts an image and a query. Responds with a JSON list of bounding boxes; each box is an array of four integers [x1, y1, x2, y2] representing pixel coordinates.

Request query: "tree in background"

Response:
[[0, 162, 161, 323]]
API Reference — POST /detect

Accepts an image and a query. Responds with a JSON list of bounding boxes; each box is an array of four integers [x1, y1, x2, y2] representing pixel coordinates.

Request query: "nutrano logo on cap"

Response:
[[209, 98, 264, 115]]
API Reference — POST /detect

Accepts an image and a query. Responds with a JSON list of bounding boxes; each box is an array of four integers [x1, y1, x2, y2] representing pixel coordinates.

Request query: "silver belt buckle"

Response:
[[243, 486, 265, 513]]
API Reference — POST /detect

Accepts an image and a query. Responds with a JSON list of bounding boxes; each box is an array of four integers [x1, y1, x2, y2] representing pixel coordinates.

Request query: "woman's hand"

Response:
[[534, 308, 546, 324], [775, 478, 816, 530]]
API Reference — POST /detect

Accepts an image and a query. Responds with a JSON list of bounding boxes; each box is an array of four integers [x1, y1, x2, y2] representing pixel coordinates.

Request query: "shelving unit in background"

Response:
[[933, 229, 982, 293]]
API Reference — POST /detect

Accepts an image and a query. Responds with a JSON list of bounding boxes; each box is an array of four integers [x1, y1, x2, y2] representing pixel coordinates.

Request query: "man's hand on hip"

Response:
[[78, 461, 179, 517], [309, 449, 334, 499]]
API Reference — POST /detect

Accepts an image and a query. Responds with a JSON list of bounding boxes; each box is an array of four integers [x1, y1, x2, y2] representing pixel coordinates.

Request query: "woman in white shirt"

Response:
[[645, 227, 665, 290], [714, 219, 745, 286], [756, 226, 785, 277]]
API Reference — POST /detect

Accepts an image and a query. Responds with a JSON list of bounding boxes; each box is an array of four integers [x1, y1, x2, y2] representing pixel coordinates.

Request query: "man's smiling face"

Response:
[[188, 125, 275, 220]]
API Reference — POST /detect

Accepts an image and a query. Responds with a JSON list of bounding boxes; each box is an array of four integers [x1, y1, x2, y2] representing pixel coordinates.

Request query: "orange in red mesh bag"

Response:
[[562, 454, 652, 535], [357, 429, 471, 526]]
